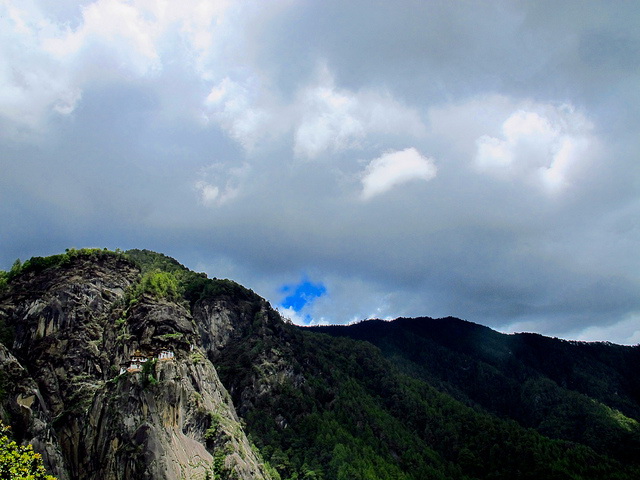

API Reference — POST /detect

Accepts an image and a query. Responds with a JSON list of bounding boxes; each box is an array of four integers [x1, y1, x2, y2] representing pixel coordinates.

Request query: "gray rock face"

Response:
[[77, 356, 268, 480], [0, 343, 71, 480], [194, 298, 257, 356], [0, 254, 273, 480]]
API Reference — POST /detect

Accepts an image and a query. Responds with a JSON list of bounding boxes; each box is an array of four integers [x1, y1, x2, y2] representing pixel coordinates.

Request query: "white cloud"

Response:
[[203, 77, 271, 150], [194, 162, 250, 206], [42, 0, 237, 71], [201, 63, 427, 157], [305, 317, 332, 327], [43, 0, 161, 72], [195, 181, 220, 206], [294, 84, 364, 158], [0, 1, 77, 131], [474, 103, 595, 192], [276, 306, 308, 326], [2, 2, 426, 156], [569, 313, 640, 345], [293, 65, 426, 159], [0, 0, 238, 134], [360, 148, 437, 200]]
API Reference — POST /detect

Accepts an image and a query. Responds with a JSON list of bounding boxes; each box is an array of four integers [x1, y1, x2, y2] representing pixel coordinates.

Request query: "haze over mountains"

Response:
[[1, 249, 639, 479]]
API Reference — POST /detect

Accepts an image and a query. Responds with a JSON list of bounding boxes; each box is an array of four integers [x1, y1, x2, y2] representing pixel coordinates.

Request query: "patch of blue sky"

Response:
[[279, 277, 327, 323]]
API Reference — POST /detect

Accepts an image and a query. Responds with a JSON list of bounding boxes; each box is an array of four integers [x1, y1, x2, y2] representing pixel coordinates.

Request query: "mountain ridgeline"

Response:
[[0, 249, 639, 480]]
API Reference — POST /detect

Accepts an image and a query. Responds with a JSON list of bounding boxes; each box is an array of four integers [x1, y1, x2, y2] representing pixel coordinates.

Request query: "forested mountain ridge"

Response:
[[311, 318, 640, 465], [0, 249, 639, 479]]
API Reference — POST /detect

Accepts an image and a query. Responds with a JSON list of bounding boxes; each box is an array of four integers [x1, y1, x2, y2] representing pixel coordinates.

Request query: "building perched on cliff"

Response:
[[120, 349, 175, 374], [158, 349, 174, 360]]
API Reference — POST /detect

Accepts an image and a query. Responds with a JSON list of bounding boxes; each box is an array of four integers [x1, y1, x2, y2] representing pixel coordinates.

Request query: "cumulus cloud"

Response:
[[293, 65, 426, 159], [0, 0, 238, 134], [0, 2, 79, 131], [2, 1, 639, 344], [276, 306, 308, 326], [194, 181, 220, 206], [474, 104, 595, 192], [360, 148, 437, 200], [200, 62, 427, 158], [293, 81, 364, 158], [43, 0, 161, 72], [277, 277, 328, 325], [203, 77, 271, 150], [41, 0, 238, 72]]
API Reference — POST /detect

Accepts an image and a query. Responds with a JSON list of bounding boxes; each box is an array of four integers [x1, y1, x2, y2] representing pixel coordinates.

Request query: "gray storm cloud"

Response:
[[1, 0, 640, 343]]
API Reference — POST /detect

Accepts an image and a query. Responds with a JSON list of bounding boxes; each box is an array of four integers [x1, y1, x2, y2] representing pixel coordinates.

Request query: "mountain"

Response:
[[0, 249, 639, 480], [311, 318, 640, 466], [0, 249, 273, 480]]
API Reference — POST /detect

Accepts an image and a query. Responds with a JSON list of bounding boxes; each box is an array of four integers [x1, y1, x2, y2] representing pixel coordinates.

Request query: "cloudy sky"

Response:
[[2, 0, 640, 344]]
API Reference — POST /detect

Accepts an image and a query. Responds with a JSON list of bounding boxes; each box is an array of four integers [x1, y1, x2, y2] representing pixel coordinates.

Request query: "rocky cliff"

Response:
[[0, 251, 273, 480]]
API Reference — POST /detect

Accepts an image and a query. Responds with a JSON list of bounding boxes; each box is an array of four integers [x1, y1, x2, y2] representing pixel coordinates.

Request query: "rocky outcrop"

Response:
[[194, 296, 306, 420], [0, 253, 273, 480], [193, 297, 260, 357], [0, 343, 70, 480], [76, 352, 269, 480]]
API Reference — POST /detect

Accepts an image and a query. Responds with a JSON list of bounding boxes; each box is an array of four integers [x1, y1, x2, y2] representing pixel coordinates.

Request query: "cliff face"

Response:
[[0, 253, 272, 480]]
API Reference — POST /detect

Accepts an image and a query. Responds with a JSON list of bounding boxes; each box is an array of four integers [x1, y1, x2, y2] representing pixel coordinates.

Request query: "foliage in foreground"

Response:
[[0, 423, 56, 480]]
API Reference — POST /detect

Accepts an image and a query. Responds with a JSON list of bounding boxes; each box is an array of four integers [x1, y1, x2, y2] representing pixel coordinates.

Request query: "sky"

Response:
[[1, 0, 640, 344]]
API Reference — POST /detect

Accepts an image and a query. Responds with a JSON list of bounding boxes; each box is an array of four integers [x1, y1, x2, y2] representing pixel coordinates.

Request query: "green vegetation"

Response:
[[313, 318, 640, 465], [213, 310, 640, 479], [0, 371, 7, 404], [209, 450, 228, 480], [204, 412, 223, 442], [7, 259, 22, 283], [4, 248, 123, 283], [2, 247, 253, 308], [141, 358, 158, 387], [135, 270, 181, 300], [125, 249, 257, 306], [0, 423, 56, 480], [191, 351, 205, 365], [0, 317, 13, 348], [0, 271, 7, 294], [123, 249, 189, 276]]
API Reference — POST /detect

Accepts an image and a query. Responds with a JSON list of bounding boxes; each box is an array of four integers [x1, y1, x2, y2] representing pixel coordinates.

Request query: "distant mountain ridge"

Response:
[[311, 317, 640, 463], [0, 249, 639, 479]]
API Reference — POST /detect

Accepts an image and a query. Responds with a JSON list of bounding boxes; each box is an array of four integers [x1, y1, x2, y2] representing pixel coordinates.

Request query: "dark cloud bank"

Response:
[[1, 1, 640, 343]]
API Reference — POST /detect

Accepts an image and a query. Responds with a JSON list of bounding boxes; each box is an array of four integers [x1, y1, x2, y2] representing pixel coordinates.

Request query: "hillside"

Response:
[[311, 318, 640, 465], [0, 249, 639, 479]]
